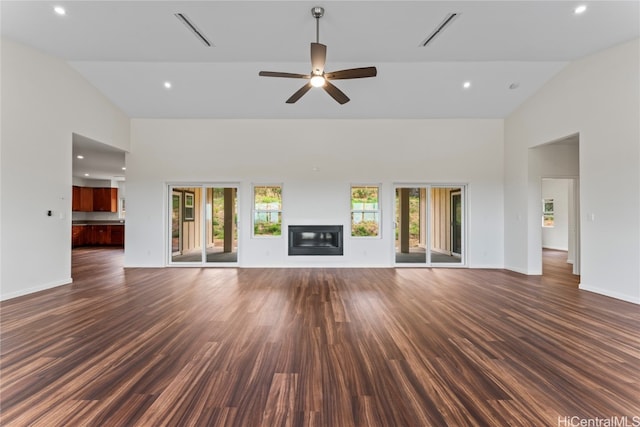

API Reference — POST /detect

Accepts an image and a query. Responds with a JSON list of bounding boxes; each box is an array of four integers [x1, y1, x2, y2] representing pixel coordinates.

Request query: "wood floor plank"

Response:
[[261, 373, 298, 427], [1, 247, 639, 426]]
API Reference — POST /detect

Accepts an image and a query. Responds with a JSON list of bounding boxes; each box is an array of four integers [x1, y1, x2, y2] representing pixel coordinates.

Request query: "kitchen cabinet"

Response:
[[71, 224, 124, 247], [91, 225, 110, 245], [80, 187, 94, 211], [72, 186, 81, 211], [72, 186, 117, 212], [93, 188, 117, 212], [110, 225, 124, 245], [72, 225, 86, 247], [72, 186, 94, 212]]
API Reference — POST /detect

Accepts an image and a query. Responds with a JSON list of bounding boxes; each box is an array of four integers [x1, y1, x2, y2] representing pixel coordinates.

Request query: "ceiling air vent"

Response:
[[420, 12, 459, 47], [175, 13, 213, 47]]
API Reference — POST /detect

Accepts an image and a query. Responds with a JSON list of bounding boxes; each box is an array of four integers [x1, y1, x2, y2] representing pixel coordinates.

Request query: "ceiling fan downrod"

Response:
[[311, 7, 324, 43]]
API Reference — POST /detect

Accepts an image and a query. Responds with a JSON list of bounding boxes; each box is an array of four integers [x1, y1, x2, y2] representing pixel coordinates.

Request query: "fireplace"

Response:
[[288, 225, 343, 256]]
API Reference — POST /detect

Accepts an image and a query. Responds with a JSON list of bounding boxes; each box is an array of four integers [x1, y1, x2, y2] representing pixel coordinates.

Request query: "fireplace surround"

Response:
[[288, 225, 343, 256]]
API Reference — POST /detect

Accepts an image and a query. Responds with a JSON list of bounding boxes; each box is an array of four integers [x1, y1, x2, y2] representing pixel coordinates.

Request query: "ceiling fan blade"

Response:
[[325, 67, 377, 80], [286, 82, 313, 104], [259, 71, 310, 79], [323, 81, 350, 105], [310, 43, 327, 75]]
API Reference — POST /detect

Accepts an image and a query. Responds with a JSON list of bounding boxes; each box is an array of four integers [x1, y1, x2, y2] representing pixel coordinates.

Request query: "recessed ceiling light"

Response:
[[84, 173, 90, 177], [574, 5, 587, 14], [122, 167, 126, 171], [463, 81, 471, 89], [164, 81, 172, 89], [76, 155, 84, 159], [54, 6, 66, 16]]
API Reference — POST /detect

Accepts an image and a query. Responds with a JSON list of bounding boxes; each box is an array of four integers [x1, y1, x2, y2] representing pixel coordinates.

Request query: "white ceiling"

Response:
[[4, 1, 636, 180], [2, 0, 639, 120], [72, 134, 126, 180]]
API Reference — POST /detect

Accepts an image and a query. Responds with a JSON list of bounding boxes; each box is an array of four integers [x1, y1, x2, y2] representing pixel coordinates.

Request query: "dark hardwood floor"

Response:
[[542, 248, 580, 288], [1, 248, 638, 426]]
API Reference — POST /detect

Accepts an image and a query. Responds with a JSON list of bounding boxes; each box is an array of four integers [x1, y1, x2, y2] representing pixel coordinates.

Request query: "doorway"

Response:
[[394, 185, 465, 266], [169, 185, 239, 265], [541, 177, 580, 277], [530, 134, 580, 277]]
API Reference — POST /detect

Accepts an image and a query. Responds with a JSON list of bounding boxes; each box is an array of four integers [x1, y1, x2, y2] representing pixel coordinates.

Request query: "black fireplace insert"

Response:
[[288, 225, 343, 256]]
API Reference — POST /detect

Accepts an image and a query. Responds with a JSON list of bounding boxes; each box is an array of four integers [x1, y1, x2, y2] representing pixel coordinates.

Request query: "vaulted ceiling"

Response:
[[2, 1, 639, 120]]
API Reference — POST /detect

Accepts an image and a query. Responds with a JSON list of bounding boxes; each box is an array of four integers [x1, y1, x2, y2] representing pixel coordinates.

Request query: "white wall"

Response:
[[0, 38, 130, 300], [125, 119, 504, 269], [541, 179, 570, 251], [505, 38, 640, 303]]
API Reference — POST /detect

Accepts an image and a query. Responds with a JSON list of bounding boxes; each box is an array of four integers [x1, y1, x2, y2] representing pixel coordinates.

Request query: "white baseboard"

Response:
[[1, 278, 73, 301], [504, 265, 530, 275], [504, 265, 544, 275], [579, 284, 640, 304], [468, 264, 504, 270]]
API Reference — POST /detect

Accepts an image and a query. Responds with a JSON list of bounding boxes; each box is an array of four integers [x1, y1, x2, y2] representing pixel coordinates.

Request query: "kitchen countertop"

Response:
[[72, 220, 125, 226]]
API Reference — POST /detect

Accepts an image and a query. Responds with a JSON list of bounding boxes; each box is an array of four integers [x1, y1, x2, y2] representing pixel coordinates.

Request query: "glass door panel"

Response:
[[169, 185, 239, 265], [205, 187, 238, 263], [451, 192, 462, 255], [170, 187, 203, 263], [429, 186, 464, 265], [395, 185, 465, 266], [171, 191, 182, 255], [395, 187, 427, 264]]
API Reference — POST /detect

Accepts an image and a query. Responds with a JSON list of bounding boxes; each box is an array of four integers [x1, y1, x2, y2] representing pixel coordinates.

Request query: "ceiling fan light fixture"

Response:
[[310, 75, 326, 87], [258, 6, 376, 104]]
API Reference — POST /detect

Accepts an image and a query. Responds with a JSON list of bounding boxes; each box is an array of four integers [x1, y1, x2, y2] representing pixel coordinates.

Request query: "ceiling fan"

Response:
[[259, 6, 377, 105]]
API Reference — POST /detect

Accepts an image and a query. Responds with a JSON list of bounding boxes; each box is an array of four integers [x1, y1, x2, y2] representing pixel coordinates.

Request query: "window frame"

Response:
[[350, 184, 382, 238], [252, 184, 283, 238]]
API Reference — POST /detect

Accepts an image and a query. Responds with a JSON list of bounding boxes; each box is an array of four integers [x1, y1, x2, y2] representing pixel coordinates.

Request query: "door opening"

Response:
[[394, 185, 465, 266], [169, 185, 238, 265]]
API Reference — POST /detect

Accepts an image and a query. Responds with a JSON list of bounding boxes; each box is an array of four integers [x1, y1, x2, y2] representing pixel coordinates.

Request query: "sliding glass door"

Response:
[[169, 185, 238, 265], [395, 187, 427, 264], [394, 185, 465, 266]]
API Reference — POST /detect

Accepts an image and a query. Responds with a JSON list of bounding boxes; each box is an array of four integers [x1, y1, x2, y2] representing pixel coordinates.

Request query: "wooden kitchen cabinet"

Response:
[[72, 186, 94, 212], [72, 224, 124, 247], [72, 186, 117, 212], [93, 188, 117, 212], [80, 187, 94, 211], [72, 186, 81, 211], [72, 225, 86, 247], [90, 225, 110, 245], [110, 225, 124, 246]]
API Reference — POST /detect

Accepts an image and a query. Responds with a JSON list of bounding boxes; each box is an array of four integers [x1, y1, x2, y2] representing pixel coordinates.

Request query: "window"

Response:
[[253, 185, 282, 236], [542, 198, 554, 227], [351, 185, 380, 237], [183, 191, 195, 221]]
